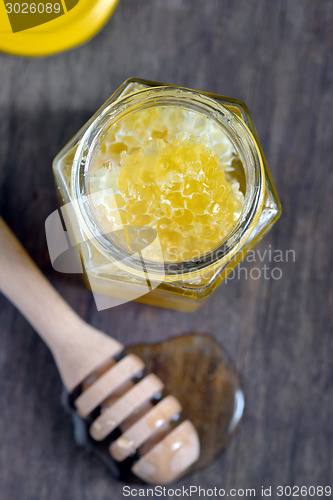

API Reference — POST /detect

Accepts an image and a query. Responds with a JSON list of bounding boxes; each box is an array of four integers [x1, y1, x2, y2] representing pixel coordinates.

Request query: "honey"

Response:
[[88, 106, 244, 263], [53, 79, 281, 311]]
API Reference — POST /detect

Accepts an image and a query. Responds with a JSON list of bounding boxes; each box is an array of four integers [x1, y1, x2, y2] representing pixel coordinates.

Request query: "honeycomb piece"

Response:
[[88, 107, 245, 262]]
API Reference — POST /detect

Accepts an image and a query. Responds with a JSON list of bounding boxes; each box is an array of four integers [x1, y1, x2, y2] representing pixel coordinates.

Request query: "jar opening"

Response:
[[73, 87, 265, 279]]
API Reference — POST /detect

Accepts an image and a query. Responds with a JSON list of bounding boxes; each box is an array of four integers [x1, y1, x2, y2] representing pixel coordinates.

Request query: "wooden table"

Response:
[[0, 1, 332, 498]]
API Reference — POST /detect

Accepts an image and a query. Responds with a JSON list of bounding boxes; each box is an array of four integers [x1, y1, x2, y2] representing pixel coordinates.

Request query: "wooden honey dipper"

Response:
[[0, 217, 200, 484]]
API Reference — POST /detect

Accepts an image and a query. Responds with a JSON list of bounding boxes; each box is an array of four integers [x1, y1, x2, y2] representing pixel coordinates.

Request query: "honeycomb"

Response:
[[88, 106, 244, 262]]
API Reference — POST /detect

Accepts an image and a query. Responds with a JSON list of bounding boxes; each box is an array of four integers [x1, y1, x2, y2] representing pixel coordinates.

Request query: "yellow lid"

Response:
[[0, 0, 119, 57]]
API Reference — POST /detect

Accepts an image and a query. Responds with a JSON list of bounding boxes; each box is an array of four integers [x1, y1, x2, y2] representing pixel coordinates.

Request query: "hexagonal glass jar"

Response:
[[53, 78, 281, 312]]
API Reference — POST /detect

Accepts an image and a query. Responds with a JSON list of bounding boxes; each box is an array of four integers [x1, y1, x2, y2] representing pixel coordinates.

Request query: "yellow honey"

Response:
[[88, 107, 244, 262]]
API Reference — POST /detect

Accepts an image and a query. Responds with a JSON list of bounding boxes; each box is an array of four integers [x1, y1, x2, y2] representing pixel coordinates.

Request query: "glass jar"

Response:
[[53, 78, 281, 312]]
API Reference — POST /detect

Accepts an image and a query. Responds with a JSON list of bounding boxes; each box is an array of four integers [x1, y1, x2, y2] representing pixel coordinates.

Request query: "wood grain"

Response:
[[0, 0, 332, 498]]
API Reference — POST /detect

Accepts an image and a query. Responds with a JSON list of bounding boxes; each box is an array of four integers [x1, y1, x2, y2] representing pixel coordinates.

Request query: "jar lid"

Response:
[[0, 0, 119, 57]]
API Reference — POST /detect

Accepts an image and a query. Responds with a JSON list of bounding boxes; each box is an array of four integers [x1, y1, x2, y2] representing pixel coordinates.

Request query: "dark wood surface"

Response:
[[0, 1, 332, 498]]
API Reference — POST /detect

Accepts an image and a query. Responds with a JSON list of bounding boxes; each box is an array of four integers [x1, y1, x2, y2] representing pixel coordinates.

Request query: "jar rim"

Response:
[[72, 86, 265, 279]]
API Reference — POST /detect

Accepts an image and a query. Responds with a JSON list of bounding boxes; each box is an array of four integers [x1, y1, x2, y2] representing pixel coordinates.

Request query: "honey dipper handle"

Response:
[[0, 217, 123, 391]]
